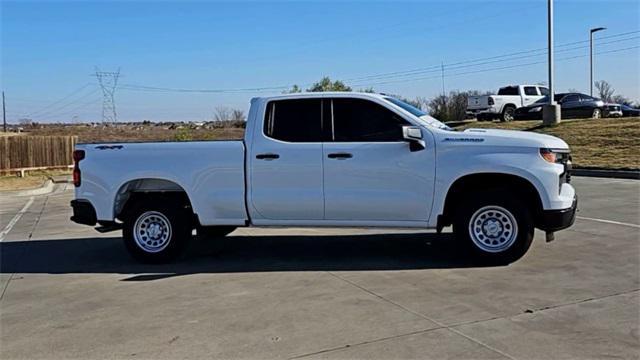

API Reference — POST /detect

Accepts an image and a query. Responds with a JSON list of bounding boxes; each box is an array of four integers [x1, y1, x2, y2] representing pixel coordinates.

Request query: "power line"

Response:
[[24, 83, 93, 117], [345, 35, 640, 83], [29, 88, 100, 119], [344, 30, 640, 82], [117, 29, 639, 95], [351, 45, 640, 88]]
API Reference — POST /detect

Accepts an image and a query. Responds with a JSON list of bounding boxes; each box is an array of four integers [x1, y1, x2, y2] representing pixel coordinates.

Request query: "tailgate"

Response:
[[467, 95, 490, 110]]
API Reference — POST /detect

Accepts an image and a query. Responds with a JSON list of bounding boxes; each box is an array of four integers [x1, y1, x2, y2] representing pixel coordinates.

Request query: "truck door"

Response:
[[559, 94, 581, 118], [322, 97, 435, 222], [522, 86, 540, 107], [249, 98, 324, 220]]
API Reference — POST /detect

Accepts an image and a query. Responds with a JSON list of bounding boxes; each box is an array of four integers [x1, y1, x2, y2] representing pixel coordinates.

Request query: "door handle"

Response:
[[256, 153, 280, 160], [328, 152, 353, 160]]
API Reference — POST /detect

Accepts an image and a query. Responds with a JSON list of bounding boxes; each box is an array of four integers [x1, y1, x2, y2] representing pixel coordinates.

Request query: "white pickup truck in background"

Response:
[[467, 85, 549, 121], [71, 92, 577, 264]]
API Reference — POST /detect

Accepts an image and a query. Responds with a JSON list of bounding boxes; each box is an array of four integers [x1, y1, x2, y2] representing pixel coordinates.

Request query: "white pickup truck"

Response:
[[71, 92, 577, 264], [467, 85, 549, 122]]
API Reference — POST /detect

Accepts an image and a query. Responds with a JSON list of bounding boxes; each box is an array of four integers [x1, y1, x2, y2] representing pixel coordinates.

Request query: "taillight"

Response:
[[488, 97, 495, 106], [73, 150, 85, 187]]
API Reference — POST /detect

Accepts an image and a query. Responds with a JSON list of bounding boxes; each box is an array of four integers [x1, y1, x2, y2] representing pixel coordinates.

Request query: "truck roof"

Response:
[[252, 91, 388, 103]]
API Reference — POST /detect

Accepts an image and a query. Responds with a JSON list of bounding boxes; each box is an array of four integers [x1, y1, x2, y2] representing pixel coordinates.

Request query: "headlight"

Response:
[[529, 106, 542, 113], [540, 148, 570, 164]]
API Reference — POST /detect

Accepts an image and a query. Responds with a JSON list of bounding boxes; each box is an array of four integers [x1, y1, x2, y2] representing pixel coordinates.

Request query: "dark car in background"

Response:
[[514, 93, 606, 120], [621, 104, 640, 117]]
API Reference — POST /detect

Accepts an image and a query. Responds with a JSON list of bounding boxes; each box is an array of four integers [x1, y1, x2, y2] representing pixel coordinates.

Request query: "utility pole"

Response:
[[95, 67, 121, 123], [590, 27, 606, 96], [440, 61, 446, 97], [2, 91, 6, 132], [542, 0, 560, 125]]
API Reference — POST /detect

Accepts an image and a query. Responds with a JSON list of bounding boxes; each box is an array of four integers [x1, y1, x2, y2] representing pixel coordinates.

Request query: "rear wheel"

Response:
[[501, 105, 516, 122], [123, 201, 193, 263], [453, 190, 534, 264]]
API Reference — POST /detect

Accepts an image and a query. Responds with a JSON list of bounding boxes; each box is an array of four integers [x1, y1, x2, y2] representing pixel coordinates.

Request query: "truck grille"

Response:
[[558, 152, 572, 190]]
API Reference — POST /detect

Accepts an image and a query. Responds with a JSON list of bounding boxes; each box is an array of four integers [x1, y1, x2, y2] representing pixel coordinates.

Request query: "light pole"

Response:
[[543, 0, 560, 125], [590, 27, 606, 96]]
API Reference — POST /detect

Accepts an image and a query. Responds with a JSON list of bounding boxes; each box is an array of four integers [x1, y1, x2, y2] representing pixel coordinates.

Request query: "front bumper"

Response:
[[70, 199, 97, 226], [538, 196, 578, 232]]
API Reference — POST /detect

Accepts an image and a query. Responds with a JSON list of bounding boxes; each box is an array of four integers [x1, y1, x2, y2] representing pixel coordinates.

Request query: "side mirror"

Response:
[[402, 126, 425, 152]]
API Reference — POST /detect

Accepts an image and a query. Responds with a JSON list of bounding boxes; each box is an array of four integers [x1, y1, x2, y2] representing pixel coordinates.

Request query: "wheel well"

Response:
[[503, 104, 516, 112], [114, 179, 195, 224], [438, 173, 543, 231]]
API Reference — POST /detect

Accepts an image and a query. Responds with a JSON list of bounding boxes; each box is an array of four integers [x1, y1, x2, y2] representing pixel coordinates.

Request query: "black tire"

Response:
[[123, 200, 193, 263], [501, 105, 516, 122], [453, 190, 534, 264]]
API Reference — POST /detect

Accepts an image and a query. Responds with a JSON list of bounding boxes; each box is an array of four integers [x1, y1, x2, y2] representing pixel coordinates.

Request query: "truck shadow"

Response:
[[0, 232, 498, 279]]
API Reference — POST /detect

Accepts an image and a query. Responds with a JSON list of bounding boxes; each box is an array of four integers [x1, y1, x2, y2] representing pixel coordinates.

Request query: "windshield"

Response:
[[384, 97, 452, 130]]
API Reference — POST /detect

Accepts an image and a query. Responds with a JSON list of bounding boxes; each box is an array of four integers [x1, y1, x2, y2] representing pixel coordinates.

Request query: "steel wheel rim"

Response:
[[468, 206, 518, 253], [504, 108, 514, 121], [593, 109, 601, 118], [133, 211, 172, 253]]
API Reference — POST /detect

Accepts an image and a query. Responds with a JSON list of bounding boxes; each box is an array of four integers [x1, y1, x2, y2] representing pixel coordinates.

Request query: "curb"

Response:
[[0, 179, 55, 197], [573, 168, 640, 180]]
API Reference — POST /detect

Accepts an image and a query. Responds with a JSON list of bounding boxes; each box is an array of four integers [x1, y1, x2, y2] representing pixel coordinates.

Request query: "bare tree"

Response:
[[594, 80, 615, 101], [231, 109, 245, 121], [213, 106, 232, 121], [19, 118, 33, 127]]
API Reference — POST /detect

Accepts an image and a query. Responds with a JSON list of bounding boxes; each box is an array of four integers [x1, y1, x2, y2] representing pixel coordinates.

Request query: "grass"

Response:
[[452, 117, 640, 170], [0, 169, 71, 191], [24, 124, 244, 143]]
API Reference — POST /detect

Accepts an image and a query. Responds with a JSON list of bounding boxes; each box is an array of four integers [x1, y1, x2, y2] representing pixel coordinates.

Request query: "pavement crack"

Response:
[[520, 288, 640, 315], [288, 327, 447, 359], [324, 271, 517, 360]]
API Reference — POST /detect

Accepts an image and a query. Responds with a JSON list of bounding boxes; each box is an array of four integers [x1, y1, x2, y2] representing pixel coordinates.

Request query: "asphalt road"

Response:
[[1, 177, 638, 359]]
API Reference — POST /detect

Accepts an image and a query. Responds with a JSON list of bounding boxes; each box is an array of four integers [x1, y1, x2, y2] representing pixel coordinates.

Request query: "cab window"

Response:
[[331, 98, 409, 142]]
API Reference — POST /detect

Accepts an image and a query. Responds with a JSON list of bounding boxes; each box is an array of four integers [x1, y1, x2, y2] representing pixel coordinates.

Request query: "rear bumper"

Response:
[[538, 196, 578, 232], [70, 199, 97, 226], [467, 108, 499, 115]]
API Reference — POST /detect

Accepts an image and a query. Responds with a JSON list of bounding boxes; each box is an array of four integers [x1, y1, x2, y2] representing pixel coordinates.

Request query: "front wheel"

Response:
[[453, 191, 534, 264], [592, 108, 602, 119], [123, 201, 193, 263]]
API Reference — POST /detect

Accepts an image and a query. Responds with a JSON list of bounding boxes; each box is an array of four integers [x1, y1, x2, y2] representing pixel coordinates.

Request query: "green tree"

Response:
[[307, 77, 352, 92], [283, 84, 302, 94]]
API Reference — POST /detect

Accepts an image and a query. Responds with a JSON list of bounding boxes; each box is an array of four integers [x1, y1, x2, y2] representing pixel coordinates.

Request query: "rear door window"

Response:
[[524, 86, 539, 96], [497, 86, 519, 95], [562, 95, 580, 103], [331, 98, 409, 142], [539, 87, 549, 96], [264, 99, 322, 142]]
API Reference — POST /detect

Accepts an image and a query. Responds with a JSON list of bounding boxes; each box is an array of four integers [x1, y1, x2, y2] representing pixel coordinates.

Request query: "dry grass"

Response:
[[24, 124, 244, 143], [0, 169, 70, 191], [454, 117, 640, 170]]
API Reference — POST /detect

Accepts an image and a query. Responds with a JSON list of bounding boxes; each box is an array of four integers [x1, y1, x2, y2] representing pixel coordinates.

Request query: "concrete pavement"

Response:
[[0, 177, 638, 359]]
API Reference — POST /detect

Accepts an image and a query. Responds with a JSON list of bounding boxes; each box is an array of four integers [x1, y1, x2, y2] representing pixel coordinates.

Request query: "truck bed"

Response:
[[75, 140, 247, 225]]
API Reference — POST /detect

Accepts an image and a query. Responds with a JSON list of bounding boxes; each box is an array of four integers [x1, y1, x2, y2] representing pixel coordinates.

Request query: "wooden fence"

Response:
[[0, 136, 77, 171]]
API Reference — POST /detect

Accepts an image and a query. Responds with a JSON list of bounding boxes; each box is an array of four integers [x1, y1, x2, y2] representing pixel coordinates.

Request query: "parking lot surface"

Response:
[[1, 177, 638, 359]]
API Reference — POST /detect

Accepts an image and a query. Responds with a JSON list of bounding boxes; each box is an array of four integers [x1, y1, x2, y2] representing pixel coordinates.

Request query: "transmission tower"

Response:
[[95, 67, 120, 123]]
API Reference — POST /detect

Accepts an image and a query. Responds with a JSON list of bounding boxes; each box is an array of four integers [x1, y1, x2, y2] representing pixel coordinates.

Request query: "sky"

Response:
[[1, 0, 639, 123]]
